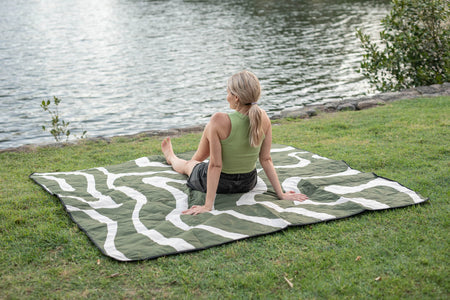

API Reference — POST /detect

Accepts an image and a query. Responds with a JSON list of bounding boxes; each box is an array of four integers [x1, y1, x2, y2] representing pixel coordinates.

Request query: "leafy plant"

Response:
[[356, 0, 449, 92], [41, 96, 87, 142]]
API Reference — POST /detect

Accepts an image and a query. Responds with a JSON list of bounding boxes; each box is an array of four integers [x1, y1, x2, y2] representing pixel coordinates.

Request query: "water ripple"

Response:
[[0, 0, 390, 148]]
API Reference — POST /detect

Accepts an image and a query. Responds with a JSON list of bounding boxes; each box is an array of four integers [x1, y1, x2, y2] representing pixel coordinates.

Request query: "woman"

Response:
[[161, 70, 308, 215]]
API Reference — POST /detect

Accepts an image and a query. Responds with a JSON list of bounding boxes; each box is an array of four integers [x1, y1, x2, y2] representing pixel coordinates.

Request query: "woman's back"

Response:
[[220, 111, 261, 174]]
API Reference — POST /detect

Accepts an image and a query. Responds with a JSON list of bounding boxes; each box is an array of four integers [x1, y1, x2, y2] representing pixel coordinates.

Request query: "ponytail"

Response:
[[227, 70, 264, 147], [248, 104, 264, 147]]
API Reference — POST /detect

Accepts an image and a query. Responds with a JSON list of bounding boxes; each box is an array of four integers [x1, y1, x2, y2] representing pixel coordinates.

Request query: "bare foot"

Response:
[[161, 137, 175, 165]]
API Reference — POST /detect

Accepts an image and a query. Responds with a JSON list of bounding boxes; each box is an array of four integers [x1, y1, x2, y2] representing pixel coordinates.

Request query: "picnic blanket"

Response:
[[30, 145, 427, 261]]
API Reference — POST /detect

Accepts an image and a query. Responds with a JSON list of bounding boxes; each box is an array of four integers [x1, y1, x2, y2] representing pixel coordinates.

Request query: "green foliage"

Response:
[[41, 96, 87, 142], [357, 0, 449, 92]]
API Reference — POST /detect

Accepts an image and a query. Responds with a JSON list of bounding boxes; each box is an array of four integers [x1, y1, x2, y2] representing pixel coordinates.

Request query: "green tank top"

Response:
[[220, 111, 262, 174]]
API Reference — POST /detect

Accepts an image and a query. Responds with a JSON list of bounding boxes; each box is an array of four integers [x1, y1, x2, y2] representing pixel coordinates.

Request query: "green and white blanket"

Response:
[[30, 145, 427, 261]]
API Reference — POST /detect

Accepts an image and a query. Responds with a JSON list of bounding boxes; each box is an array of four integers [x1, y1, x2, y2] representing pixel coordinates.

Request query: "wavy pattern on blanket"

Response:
[[30, 145, 427, 261]]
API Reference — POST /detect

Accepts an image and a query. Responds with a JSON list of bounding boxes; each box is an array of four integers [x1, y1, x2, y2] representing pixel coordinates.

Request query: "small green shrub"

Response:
[[41, 96, 87, 142], [357, 0, 449, 92]]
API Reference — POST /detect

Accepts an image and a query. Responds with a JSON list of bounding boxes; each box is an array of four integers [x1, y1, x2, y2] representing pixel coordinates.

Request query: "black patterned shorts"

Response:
[[186, 162, 257, 194]]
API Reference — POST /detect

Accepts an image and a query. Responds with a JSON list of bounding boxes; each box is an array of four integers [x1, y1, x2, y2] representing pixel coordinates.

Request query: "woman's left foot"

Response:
[[161, 137, 175, 165]]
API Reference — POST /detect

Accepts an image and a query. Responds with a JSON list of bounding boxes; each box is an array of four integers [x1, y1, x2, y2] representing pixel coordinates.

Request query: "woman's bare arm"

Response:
[[182, 113, 228, 215], [259, 115, 308, 202]]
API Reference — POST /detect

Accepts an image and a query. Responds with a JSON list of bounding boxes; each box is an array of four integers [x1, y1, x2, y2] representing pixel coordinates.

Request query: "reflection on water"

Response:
[[0, 0, 390, 148]]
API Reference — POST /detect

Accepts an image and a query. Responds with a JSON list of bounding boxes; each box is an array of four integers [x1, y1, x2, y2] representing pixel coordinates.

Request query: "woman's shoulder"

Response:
[[210, 112, 229, 124], [208, 112, 231, 139], [260, 109, 271, 129]]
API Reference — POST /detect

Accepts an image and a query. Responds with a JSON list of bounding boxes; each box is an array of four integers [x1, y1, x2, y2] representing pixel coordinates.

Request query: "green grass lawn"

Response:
[[0, 96, 448, 299]]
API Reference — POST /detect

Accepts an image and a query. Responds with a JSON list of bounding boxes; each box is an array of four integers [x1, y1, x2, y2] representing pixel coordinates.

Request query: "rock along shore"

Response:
[[1, 83, 449, 153], [276, 82, 450, 119]]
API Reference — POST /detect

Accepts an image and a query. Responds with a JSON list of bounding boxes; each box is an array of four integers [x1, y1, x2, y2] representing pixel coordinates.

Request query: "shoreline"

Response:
[[1, 83, 448, 154], [277, 83, 449, 118]]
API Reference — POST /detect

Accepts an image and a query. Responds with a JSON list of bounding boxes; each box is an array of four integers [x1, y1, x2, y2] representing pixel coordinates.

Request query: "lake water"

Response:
[[0, 0, 390, 149]]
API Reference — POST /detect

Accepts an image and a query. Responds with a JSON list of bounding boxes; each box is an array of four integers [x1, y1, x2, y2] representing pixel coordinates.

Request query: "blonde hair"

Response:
[[227, 70, 264, 147]]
